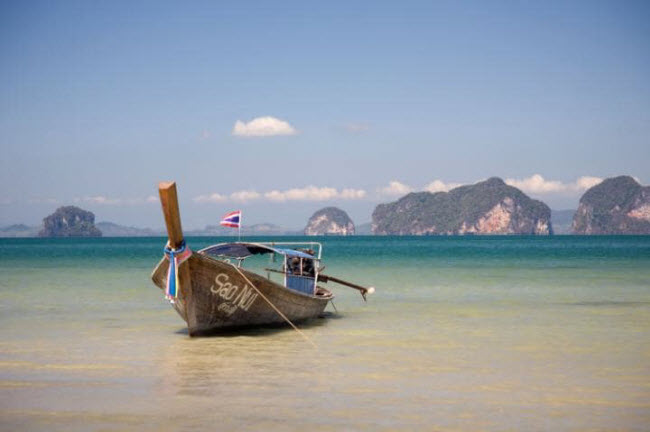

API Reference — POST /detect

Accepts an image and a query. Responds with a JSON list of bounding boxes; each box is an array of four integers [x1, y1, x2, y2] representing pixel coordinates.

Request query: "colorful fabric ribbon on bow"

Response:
[[164, 241, 192, 300]]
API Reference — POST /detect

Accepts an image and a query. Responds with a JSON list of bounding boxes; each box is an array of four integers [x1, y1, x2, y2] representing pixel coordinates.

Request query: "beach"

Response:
[[1, 235, 649, 431]]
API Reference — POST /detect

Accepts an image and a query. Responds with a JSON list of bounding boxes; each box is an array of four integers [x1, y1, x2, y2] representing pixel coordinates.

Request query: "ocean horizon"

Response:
[[1, 235, 649, 430]]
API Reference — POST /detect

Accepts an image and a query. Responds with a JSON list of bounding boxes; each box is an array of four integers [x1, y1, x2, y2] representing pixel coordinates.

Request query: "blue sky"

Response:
[[1, 1, 649, 229]]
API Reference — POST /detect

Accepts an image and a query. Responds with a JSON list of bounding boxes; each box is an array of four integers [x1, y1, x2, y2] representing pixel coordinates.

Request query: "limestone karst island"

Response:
[[304, 207, 355, 236], [372, 177, 551, 235], [39, 206, 102, 237], [4, 175, 650, 237], [572, 176, 650, 234]]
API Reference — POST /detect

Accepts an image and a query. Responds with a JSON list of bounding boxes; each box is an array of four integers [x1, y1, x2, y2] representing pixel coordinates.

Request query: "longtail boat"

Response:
[[151, 182, 373, 336]]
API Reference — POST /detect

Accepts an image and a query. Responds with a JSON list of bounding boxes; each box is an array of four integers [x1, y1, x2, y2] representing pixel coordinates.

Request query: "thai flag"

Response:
[[220, 210, 241, 228]]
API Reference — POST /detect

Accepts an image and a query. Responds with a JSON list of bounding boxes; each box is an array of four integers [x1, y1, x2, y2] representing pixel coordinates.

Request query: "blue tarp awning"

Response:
[[200, 242, 315, 259], [273, 248, 315, 259]]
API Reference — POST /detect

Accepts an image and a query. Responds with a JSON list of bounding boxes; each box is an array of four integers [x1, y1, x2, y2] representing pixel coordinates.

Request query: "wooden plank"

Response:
[[265, 267, 373, 296], [320, 274, 368, 292], [158, 181, 197, 335], [158, 181, 185, 248]]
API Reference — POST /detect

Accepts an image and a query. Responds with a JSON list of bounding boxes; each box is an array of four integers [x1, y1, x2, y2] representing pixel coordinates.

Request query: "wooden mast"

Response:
[[158, 182, 185, 248], [158, 181, 197, 335]]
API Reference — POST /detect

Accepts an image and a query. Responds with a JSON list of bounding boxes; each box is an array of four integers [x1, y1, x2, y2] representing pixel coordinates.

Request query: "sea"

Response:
[[1, 236, 649, 431]]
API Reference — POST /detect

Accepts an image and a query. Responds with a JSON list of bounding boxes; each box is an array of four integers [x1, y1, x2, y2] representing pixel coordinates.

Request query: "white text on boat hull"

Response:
[[210, 273, 258, 315]]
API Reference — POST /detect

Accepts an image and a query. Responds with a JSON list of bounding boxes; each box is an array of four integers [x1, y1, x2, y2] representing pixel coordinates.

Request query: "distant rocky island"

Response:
[[0, 220, 299, 237], [39, 206, 102, 237], [304, 207, 355, 235], [0, 224, 40, 237], [573, 176, 650, 234], [372, 177, 552, 235], [3, 175, 648, 237]]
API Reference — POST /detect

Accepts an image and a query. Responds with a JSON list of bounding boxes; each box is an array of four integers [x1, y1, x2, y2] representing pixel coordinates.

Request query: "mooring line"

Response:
[[229, 264, 318, 349]]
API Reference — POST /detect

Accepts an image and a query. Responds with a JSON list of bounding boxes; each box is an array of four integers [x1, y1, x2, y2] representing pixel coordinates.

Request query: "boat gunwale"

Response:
[[198, 241, 323, 260], [152, 251, 334, 302]]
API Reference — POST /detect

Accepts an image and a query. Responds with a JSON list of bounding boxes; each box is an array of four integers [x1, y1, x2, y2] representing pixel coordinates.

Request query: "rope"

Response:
[[228, 263, 317, 349], [163, 241, 192, 301], [164, 240, 186, 255]]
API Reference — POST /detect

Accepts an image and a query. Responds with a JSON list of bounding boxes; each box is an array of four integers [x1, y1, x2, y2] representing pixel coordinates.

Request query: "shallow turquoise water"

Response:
[[1, 236, 649, 431]]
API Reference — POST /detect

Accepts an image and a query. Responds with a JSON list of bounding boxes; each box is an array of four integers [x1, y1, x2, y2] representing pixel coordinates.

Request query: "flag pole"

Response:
[[238, 210, 242, 242]]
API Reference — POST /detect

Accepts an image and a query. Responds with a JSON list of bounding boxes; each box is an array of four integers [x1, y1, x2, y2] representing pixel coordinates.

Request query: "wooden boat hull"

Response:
[[151, 252, 331, 335]]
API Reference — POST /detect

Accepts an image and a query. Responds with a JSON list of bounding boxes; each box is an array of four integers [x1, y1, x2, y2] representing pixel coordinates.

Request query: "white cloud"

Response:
[[340, 188, 367, 199], [146, 195, 159, 203], [230, 190, 261, 202], [195, 186, 367, 203], [232, 116, 297, 137], [264, 186, 339, 202], [379, 181, 412, 197], [375, 175, 606, 200], [574, 176, 603, 190], [262, 190, 286, 202], [424, 180, 463, 193], [505, 174, 604, 194], [505, 174, 565, 193], [192, 193, 227, 203]]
